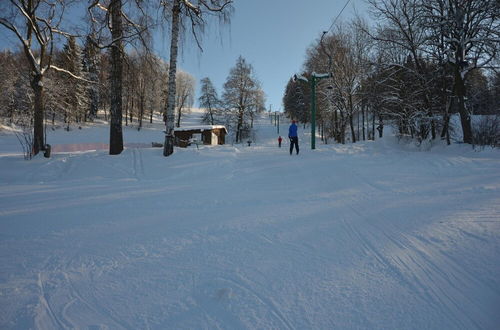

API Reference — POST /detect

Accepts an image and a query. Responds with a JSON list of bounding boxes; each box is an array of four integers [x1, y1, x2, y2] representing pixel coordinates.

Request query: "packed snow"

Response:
[[1, 111, 499, 329]]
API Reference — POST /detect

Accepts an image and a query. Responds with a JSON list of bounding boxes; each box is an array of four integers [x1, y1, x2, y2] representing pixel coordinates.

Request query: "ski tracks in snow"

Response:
[[340, 200, 500, 329], [131, 148, 145, 180], [191, 275, 295, 330]]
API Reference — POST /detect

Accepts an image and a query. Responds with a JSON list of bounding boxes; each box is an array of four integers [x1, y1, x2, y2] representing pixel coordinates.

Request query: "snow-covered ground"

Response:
[[1, 110, 499, 329]]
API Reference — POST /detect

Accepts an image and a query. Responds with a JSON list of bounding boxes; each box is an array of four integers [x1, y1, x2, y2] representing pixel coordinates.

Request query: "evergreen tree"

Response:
[[283, 77, 309, 125], [59, 36, 86, 130], [82, 35, 101, 121]]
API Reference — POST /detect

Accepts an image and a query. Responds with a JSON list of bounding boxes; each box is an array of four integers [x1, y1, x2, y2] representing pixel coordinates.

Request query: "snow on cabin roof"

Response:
[[174, 125, 227, 133]]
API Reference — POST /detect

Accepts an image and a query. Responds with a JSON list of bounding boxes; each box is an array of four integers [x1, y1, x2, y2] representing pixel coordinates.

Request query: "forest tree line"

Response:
[[0, 0, 236, 158], [283, 0, 500, 147], [0, 43, 181, 131], [0, 45, 265, 143]]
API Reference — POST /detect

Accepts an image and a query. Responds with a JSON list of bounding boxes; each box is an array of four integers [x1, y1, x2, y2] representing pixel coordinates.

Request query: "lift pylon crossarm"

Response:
[[312, 72, 331, 79]]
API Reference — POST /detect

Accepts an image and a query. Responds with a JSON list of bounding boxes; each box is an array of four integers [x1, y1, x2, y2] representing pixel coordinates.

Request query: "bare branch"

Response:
[[50, 65, 96, 84], [199, 0, 233, 12], [180, 0, 201, 16]]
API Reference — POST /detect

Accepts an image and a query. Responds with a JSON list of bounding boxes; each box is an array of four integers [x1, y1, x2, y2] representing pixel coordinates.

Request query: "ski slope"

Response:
[[1, 112, 499, 329]]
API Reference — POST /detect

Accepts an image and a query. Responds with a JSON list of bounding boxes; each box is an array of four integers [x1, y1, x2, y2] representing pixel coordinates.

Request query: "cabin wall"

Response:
[[174, 128, 227, 147]]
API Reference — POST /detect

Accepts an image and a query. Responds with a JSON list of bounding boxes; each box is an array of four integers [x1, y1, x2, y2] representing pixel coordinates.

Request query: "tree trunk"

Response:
[[109, 0, 124, 155], [176, 105, 183, 128], [333, 109, 339, 143], [139, 93, 144, 130], [125, 91, 129, 126], [372, 108, 376, 140], [454, 67, 472, 144], [378, 116, 384, 138], [441, 95, 453, 146], [210, 106, 214, 125], [349, 114, 356, 143], [340, 111, 346, 144], [129, 94, 133, 123], [236, 110, 244, 143], [430, 116, 436, 140], [357, 109, 360, 140], [31, 73, 45, 155], [163, 0, 181, 157], [349, 96, 356, 143], [362, 104, 365, 141]]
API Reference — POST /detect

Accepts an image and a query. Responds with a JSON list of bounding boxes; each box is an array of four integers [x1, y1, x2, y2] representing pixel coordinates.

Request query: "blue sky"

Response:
[[169, 0, 368, 111], [0, 0, 369, 112]]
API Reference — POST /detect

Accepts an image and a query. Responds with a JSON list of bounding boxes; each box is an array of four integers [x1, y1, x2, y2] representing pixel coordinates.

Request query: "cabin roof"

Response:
[[173, 125, 227, 133]]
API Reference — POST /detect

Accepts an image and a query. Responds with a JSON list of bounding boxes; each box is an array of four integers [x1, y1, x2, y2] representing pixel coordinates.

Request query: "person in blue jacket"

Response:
[[288, 120, 299, 155]]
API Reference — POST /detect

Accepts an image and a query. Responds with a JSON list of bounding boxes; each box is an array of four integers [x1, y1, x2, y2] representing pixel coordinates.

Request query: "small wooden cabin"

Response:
[[173, 125, 227, 148]]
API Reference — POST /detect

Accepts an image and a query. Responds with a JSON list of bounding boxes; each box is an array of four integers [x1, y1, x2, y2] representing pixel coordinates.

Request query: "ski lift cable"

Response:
[[325, 0, 352, 34], [320, 0, 352, 82]]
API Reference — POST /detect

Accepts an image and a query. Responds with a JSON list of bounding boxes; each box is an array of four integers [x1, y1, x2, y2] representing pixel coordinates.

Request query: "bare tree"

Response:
[[303, 22, 371, 144], [175, 70, 196, 127], [109, 0, 124, 154], [0, 0, 81, 156], [222, 56, 265, 143], [88, 0, 153, 154], [199, 77, 221, 125], [368, 0, 500, 144], [367, 0, 439, 140], [422, 0, 500, 144]]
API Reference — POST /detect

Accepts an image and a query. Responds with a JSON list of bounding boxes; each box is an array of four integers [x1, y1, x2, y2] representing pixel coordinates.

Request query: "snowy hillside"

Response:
[[1, 111, 499, 329]]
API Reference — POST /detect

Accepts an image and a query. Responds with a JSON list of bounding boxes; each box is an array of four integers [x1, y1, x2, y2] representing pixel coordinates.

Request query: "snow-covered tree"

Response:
[[422, 0, 500, 144], [368, 0, 439, 141], [302, 21, 371, 144], [175, 70, 196, 127], [58, 36, 87, 130], [88, 0, 152, 155], [368, 0, 500, 144], [82, 34, 101, 121], [0, 0, 80, 156], [0, 50, 18, 124]]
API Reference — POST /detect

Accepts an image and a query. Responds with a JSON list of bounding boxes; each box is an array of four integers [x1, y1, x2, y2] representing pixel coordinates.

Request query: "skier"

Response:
[[278, 136, 283, 148], [288, 120, 299, 155]]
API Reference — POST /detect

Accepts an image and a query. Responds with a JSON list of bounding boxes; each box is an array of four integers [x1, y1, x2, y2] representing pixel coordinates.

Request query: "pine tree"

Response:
[[60, 36, 86, 130], [82, 35, 101, 121], [283, 78, 309, 125]]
